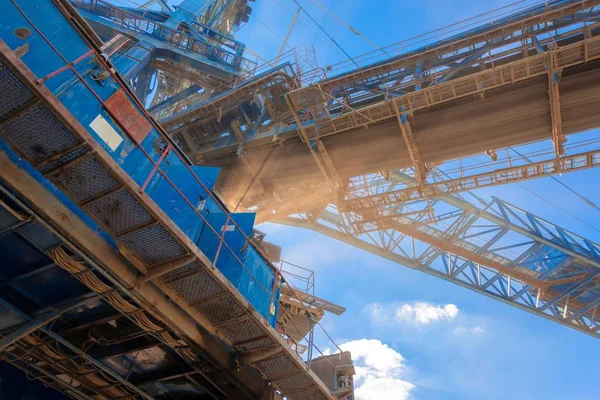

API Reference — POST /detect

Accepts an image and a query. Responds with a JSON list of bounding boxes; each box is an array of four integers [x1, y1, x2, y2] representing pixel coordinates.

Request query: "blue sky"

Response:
[[228, 1, 600, 399]]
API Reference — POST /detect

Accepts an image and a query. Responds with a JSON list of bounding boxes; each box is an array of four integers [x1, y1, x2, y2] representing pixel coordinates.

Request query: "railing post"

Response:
[[213, 215, 230, 268], [141, 144, 171, 192], [267, 270, 279, 326]]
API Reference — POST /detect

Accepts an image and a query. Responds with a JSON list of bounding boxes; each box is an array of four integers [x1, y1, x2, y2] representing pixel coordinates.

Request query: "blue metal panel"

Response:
[[0, 140, 118, 250], [1, 0, 280, 328], [113, 42, 155, 81], [243, 245, 278, 320], [1, 2, 92, 93]]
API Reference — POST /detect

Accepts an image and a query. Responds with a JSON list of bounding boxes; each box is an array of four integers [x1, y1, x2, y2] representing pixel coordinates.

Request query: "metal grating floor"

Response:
[[119, 223, 188, 266], [0, 56, 333, 400], [84, 187, 155, 235], [166, 268, 225, 302], [51, 156, 120, 203], [0, 62, 33, 115]]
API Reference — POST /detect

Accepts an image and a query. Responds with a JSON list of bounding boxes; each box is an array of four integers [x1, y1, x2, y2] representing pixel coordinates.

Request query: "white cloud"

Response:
[[341, 339, 404, 377], [452, 325, 484, 335], [339, 339, 415, 400], [396, 303, 459, 325], [369, 302, 459, 326], [356, 376, 415, 400]]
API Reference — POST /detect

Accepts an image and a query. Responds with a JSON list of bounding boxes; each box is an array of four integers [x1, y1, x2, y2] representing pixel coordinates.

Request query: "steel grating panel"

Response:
[[220, 318, 266, 343], [84, 187, 154, 235], [287, 387, 326, 400], [274, 373, 315, 392], [167, 269, 224, 302], [0, 41, 336, 400], [0, 103, 80, 164], [163, 260, 203, 282], [39, 146, 89, 174], [255, 354, 300, 378], [119, 223, 188, 266], [236, 337, 275, 351], [0, 61, 33, 117], [52, 156, 120, 203], [194, 295, 245, 325]]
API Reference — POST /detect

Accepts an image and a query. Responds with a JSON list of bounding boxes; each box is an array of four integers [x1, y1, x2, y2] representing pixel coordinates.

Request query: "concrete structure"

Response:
[[310, 352, 355, 400]]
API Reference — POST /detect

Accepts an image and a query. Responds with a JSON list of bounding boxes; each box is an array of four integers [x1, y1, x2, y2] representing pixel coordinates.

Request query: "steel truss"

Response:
[[59, 0, 600, 343], [342, 146, 600, 212], [277, 170, 600, 339], [174, 0, 600, 156], [70, 0, 258, 119]]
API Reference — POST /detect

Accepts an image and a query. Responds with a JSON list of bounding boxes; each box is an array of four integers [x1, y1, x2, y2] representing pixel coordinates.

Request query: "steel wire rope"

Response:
[[290, 0, 358, 67], [305, 0, 390, 57], [233, 145, 278, 212], [509, 146, 600, 213], [324, 0, 556, 74], [107, 0, 145, 9], [277, 289, 342, 366], [269, 0, 347, 60], [366, 169, 525, 259], [424, 138, 599, 177], [387, 201, 524, 260], [362, 136, 600, 189], [251, 14, 294, 52], [465, 155, 600, 235]]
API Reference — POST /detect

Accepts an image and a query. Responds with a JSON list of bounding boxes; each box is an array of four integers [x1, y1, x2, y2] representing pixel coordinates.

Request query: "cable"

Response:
[[47, 247, 191, 358], [252, 14, 293, 52], [306, 0, 390, 57], [270, 0, 346, 60], [233, 145, 278, 212], [509, 147, 600, 212], [107, 0, 144, 9], [19, 335, 131, 398], [291, 0, 358, 67], [467, 156, 600, 235]]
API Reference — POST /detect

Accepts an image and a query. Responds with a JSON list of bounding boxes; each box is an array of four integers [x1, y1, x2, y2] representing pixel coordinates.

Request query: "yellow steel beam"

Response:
[[299, 36, 600, 140], [391, 100, 434, 218], [343, 148, 600, 211], [548, 52, 565, 166], [321, 0, 600, 91], [284, 91, 343, 187]]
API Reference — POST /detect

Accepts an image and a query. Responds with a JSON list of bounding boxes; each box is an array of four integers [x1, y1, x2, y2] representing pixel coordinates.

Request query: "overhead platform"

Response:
[[196, 37, 600, 212], [157, 0, 600, 218]]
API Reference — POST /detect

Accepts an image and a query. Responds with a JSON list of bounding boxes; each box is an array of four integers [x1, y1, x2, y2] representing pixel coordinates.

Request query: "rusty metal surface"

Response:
[[0, 37, 335, 400], [105, 89, 151, 144]]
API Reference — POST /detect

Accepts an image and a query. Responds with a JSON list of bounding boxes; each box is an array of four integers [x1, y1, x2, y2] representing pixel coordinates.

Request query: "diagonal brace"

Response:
[[391, 100, 434, 218], [548, 52, 565, 167]]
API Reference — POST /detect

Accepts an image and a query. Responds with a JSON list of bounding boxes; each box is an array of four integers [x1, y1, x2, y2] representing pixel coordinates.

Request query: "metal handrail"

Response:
[[72, 0, 256, 72], [22, 1, 344, 362]]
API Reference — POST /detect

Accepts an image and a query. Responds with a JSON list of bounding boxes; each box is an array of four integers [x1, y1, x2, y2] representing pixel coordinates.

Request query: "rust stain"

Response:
[[14, 27, 31, 40], [14, 44, 29, 58], [105, 89, 152, 144]]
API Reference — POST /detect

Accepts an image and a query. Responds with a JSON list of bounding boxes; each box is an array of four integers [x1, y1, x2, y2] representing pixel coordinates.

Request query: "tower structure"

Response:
[[72, 0, 258, 117]]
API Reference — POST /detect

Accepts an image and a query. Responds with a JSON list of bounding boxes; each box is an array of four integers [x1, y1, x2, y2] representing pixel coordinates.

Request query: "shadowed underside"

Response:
[[206, 61, 600, 209]]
